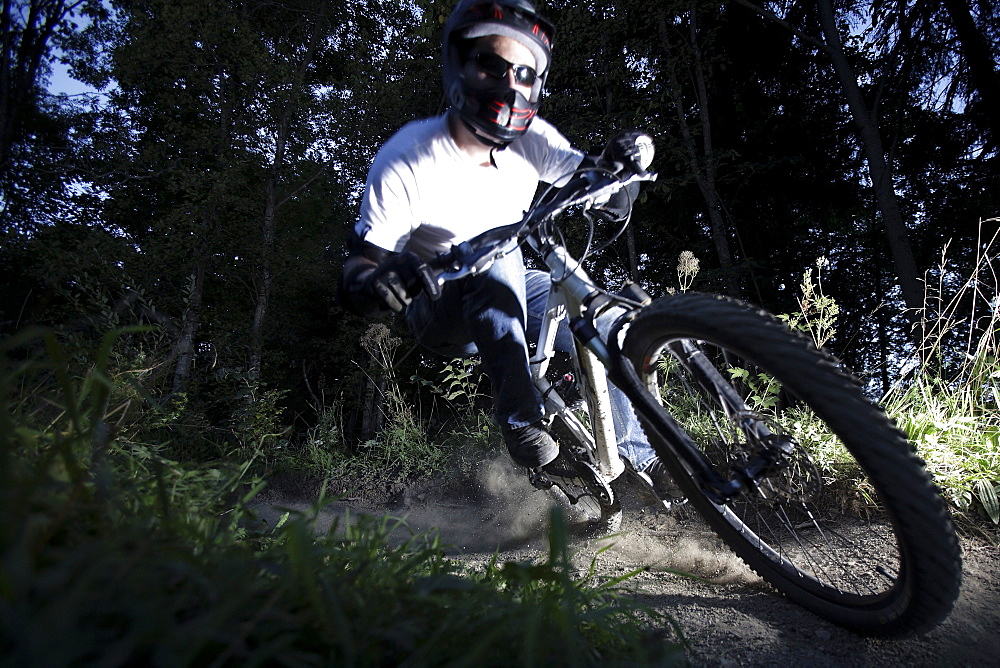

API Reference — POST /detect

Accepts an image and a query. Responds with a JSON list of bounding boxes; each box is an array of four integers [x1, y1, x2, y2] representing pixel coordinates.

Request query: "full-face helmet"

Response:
[[442, 0, 555, 148]]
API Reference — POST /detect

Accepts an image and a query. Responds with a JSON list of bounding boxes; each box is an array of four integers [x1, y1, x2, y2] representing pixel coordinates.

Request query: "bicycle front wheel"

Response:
[[621, 293, 961, 637]]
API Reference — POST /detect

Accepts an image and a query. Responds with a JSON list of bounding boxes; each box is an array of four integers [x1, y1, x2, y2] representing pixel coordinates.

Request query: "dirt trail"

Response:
[[258, 456, 1000, 667]]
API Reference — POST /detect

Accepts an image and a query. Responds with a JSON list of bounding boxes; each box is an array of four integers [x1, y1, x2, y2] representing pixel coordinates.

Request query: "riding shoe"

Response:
[[641, 459, 686, 503], [502, 421, 559, 469]]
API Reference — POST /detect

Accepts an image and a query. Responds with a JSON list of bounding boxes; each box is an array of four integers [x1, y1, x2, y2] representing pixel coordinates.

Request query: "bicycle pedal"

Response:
[[528, 467, 558, 490], [630, 467, 686, 509]]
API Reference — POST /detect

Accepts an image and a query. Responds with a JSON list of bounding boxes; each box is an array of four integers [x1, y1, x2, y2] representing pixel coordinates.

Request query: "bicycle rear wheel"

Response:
[[621, 293, 961, 637]]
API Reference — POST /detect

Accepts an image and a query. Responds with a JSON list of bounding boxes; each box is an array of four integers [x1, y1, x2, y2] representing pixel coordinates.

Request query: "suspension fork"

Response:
[[667, 340, 798, 484], [578, 313, 744, 504], [573, 341, 626, 480], [597, 318, 800, 501], [668, 340, 773, 441], [529, 284, 625, 482]]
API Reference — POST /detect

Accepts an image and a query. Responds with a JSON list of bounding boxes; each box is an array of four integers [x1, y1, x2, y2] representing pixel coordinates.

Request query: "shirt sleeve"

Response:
[[515, 117, 585, 186], [354, 139, 418, 254]]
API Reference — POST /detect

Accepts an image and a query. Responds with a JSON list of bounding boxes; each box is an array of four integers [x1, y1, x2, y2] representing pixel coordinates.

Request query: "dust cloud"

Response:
[[252, 455, 760, 586]]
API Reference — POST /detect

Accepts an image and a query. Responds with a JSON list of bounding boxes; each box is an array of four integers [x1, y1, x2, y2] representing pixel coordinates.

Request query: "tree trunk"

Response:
[[172, 261, 206, 393], [249, 157, 280, 380], [360, 373, 387, 443], [0, 0, 80, 177], [941, 0, 1000, 149], [248, 14, 325, 379], [817, 0, 925, 330], [657, 7, 740, 297]]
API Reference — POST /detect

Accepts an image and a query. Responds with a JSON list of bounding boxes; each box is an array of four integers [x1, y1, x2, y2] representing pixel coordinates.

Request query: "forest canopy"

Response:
[[1, 0, 997, 437]]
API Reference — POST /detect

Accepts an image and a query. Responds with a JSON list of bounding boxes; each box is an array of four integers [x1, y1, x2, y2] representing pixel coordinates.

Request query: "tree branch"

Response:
[[727, 0, 829, 53]]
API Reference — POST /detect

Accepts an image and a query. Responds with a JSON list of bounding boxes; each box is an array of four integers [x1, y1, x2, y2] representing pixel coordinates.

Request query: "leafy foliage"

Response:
[[1, 329, 683, 665]]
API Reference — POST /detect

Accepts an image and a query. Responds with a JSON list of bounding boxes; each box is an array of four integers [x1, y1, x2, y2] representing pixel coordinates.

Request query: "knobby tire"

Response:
[[621, 293, 961, 637]]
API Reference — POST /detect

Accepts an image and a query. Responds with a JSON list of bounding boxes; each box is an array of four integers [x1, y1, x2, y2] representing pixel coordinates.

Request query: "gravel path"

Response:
[[260, 456, 1000, 666]]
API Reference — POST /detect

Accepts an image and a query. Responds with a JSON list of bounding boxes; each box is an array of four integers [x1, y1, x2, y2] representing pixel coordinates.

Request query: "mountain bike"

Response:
[[423, 147, 962, 638]]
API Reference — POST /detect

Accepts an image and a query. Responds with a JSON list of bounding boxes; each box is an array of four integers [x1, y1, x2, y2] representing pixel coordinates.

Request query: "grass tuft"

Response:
[[882, 222, 1000, 524], [1, 326, 684, 665]]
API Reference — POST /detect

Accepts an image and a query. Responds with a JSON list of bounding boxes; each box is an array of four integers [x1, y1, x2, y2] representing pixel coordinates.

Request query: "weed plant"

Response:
[[778, 256, 839, 350], [881, 223, 1000, 525], [413, 355, 503, 469]]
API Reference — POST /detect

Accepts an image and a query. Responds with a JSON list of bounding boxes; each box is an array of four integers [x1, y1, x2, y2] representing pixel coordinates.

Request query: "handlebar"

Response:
[[428, 169, 657, 285]]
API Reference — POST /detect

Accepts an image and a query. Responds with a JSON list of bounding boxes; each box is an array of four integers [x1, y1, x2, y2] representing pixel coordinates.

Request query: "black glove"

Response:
[[587, 130, 654, 222], [364, 252, 441, 313], [599, 129, 655, 178], [589, 181, 639, 223]]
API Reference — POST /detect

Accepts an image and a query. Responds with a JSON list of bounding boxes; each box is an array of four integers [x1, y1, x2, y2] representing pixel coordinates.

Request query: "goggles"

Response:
[[472, 51, 537, 87]]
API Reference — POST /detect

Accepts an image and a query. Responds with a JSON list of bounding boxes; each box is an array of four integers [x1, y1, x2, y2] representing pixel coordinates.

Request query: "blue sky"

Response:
[[47, 60, 98, 97]]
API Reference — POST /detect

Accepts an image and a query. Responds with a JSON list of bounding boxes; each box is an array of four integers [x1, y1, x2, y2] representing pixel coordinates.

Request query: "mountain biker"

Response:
[[339, 0, 677, 499]]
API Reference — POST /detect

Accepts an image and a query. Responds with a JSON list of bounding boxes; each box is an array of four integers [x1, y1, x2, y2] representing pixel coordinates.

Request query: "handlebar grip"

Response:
[[600, 130, 655, 177]]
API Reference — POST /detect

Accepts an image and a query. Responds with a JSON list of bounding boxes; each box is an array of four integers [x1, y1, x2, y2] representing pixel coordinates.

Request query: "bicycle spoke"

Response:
[[651, 337, 905, 599]]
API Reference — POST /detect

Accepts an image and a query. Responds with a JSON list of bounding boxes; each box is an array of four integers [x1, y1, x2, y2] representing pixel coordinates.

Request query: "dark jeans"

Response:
[[406, 247, 657, 470]]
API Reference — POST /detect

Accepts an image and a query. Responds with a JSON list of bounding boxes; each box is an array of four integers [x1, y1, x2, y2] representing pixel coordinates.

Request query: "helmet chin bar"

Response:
[[458, 87, 536, 149], [464, 117, 509, 149]]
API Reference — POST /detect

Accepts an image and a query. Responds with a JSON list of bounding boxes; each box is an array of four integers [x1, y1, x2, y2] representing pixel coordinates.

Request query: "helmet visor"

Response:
[[456, 2, 554, 75]]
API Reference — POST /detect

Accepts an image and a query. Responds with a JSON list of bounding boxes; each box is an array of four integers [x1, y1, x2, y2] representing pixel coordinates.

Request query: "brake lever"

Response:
[[434, 222, 525, 283], [436, 238, 519, 283], [583, 171, 658, 207]]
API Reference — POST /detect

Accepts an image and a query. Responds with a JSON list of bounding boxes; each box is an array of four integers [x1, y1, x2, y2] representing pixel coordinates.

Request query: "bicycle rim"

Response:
[[622, 294, 961, 636]]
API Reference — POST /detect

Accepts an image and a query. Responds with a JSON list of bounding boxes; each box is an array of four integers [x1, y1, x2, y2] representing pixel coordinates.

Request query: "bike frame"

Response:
[[434, 171, 745, 501], [524, 232, 748, 502], [527, 238, 629, 484]]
